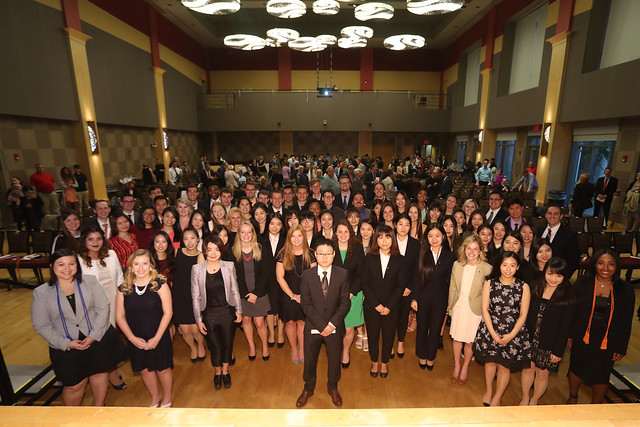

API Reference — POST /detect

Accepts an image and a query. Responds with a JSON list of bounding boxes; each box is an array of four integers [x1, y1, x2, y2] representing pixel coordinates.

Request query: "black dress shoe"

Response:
[[380, 368, 389, 378], [483, 402, 490, 407], [277, 342, 285, 348], [426, 363, 434, 371], [248, 354, 256, 361], [222, 373, 231, 389], [197, 355, 206, 362], [370, 369, 378, 378], [190, 357, 198, 363], [268, 341, 275, 348], [213, 374, 222, 390], [419, 362, 427, 370], [389, 353, 395, 359], [296, 390, 314, 407], [341, 361, 350, 369], [397, 352, 404, 359], [262, 354, 270, 361]]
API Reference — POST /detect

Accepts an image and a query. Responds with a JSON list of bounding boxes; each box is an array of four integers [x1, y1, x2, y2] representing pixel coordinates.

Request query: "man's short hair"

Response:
[[314, 238, 335, 251], [508, 198, 523, 208]]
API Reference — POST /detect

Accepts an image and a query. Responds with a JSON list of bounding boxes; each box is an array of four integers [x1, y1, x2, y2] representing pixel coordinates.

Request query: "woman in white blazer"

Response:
[[192, 234, 242, 390], [31, 249, 122, 406], [77, 225, 126, 390]]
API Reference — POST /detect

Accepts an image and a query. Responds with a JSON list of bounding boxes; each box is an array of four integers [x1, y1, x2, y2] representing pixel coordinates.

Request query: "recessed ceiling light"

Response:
[[383, 34, 426, 50], [354, 2, 394, 21]]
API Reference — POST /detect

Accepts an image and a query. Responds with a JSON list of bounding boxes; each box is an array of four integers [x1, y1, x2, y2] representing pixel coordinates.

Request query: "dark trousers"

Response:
[[364, 304, 398, 363], [202, 306, 235, 367], [415, 295, 447, 361], [395, 294, 411, 342], [593, 200, 612, 224], [302, 330, 343, 392]]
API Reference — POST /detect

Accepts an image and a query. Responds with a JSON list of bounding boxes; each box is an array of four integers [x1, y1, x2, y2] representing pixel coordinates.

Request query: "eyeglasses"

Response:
[[316, 252, 334, 257]]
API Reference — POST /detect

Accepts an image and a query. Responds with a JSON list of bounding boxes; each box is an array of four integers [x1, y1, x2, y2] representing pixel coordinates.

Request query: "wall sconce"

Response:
[[478, 129, 484, 143], [87, 121, 99, 154], [162, 128, 169, 150], [541, 123, 551, 156]]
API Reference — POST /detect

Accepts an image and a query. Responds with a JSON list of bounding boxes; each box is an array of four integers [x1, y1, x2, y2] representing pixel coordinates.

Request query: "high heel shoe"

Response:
[[341, 360, 350, 369], [397, 352, 404, 359], [419, 362, 427, 370], [213, 374, 222, 390], [229, 356, 236, 366], [110, 376, 127, 390], [277, 341, 285, 348], [160, 401, 172, 408], [380, 366, 389, 378], [426, 364, 434, 371], [370, 364, 379, 378], [262, 354, 270, 361], [268, 341, 275, 348], [248, 354, 256, 361]]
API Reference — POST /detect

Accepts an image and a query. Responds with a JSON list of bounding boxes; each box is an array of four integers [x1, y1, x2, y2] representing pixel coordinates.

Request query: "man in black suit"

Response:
[[322, 189, 345, 221], [593, 167, 618, 227], [337, 175, 353, 210], [438, 169, 453, 198], [483, 190, 509, 225], [537, 204, 579, 277], [363, 162, 379, 202], [186, 185, 210, 223], [296, 239, 350, 408]]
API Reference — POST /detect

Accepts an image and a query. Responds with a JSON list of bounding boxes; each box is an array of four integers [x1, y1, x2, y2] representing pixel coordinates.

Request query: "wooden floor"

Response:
[[1, 225, 639, 413]]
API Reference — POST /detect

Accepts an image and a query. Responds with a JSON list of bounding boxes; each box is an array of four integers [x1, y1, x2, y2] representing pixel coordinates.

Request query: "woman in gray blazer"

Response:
[[192, 235, 242, 390], [31, 249, 122, 406]]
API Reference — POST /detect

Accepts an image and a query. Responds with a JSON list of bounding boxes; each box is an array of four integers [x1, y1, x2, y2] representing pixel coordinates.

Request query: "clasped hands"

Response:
[[375, 304, 391, 316], [67, 337, 95, 351]]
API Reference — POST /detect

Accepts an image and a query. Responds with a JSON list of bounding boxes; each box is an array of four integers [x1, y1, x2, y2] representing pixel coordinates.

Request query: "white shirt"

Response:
[[318, 265, 332, 284], [397, 236, 408, 256], [380, 252, 391, 278], [544, 223, 561, 242], [269, 234, 280, 256], [431, 247, 442, 264], [97, 218, 111, 240], [123, 210, 135, 224], [486, 208, 500, 222]]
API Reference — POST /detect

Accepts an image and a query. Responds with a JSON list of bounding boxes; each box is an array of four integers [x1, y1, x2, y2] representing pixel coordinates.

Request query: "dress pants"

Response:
[[363, 305, 398, 363], [395, 294, 411, 343], [38, 191, 60, 216], [303, 331, 343, 392], [76, 190, 89, 209], [415, 294, 447, 361], [593, 200, 612, 224], [202, 306, 235, 367]]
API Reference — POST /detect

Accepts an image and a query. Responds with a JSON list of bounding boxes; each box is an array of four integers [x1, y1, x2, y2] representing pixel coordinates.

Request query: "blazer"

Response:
[[191, 260, 243, 324], [439, 176, 453, 197], [361, 253, 406, 311], [448, 260, 493, 316], [481, 207, 509, 225], [79, 250, 123, 327], [398, 237, 422, 293], [332, 244, 365, 295], [536, 224, 579, 277], [300, 266, 351, 334], [570, 274, 635, 355], [259, 234, 285, 288], [526, 294, 574, 358], [594, 176, 618, 202], [233, 251, 269, 299], [31, 275, 110, 351], [413, 246, 456, 302]]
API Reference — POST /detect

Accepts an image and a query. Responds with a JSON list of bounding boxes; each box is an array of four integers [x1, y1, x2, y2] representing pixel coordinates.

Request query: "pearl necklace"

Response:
[[134, 284, 148, 296]]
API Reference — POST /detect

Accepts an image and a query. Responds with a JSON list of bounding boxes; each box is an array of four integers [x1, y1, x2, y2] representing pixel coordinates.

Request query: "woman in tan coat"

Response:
[[448, 235, 492, 385]]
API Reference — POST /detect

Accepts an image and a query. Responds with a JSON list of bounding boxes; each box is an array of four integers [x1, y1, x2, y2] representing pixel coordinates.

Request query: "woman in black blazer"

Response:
[[393, 213, 421, 359], [332, 220, 365, 367], [362, 225, 406, 378], [260, 212, 286, 348], [567, 249, 635, 404], [411, 223, 456, 369]]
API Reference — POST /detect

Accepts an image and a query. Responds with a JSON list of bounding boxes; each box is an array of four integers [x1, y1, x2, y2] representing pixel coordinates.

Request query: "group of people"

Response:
[[27, 152, 636, 409]]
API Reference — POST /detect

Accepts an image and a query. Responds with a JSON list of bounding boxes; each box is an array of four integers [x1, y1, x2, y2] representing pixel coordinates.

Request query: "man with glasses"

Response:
[[484, 190, 508, 225], [121, 195, 137, 225], [322, 189, 345, 221], [296, 239, 350, 408]]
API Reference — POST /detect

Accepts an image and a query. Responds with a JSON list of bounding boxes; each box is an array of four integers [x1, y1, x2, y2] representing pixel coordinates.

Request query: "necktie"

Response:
[[127, 214, 132, 223], [545, 227, 552, 240], [603, 178, 608, 193], [487, 211, 494, 223], [102, 222, 108, 236], [343, 195, 348, 209], [321, 271, 328, 299]]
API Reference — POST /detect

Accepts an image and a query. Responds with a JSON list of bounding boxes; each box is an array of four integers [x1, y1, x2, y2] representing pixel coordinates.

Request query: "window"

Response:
[[509, 3, 548, 94], [464, 46, 481, 106], [526, 136, 541, 168], [495, 140, 516, 184], [601, 0, 640, 69], [456, 138, 468, 170], [565, 137, 616, 197]]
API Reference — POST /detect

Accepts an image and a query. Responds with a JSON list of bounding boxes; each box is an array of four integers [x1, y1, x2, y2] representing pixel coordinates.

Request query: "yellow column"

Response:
[[358, 131, 373, 158], [64, 27, 107, 200], [280, 131, 293, 156], [478, 69, 496, 162], [152, 66, 171, 181], [536, 31, 572, 205]]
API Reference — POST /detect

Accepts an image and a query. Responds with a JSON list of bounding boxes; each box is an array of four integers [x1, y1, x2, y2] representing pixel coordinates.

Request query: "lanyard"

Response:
[[55, 279, 93, 340]]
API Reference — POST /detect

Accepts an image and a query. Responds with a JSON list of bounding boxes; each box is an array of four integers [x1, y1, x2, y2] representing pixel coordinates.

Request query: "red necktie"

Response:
[[603, 178, 608, 193]]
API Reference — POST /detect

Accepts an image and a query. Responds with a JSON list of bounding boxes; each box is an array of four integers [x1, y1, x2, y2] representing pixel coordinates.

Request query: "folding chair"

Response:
[[586, 217, 604, 233], [591, 232, 612, 253], [567, 217, 585, 233]]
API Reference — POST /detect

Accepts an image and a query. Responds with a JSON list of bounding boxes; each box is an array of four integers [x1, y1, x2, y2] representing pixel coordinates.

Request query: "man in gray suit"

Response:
[[296, 239, 350, 407]]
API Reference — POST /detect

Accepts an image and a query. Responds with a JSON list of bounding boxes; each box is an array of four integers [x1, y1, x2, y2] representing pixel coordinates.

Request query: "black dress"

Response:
[[171, 249, 200, 324], [277, 252, 316, 322], [122, 280, 173, 372]]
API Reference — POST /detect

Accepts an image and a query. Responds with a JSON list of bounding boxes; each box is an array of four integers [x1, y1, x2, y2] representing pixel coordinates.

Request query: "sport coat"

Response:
[[191, 260, 242, 324], [413, 246, 456, 302], [31, 275, 111, 351], [537, 224, 579, 277], [332, 244, 365, 295], [300, 266, 351, 334], [361, 254, 406, 311], [233, 251, 269, 299], [481, 207, 509, 225], [448, 260, 493, 316]]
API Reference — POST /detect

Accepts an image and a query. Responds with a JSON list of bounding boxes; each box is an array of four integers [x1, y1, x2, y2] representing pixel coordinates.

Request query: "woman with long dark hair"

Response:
[[150, 231, 176, 285], [567, 249, 635, 404], [520, 238, 552, 286], [261, 212, 286, 348], [362, 225, 406, 378], [52, 210, 82, 253], [520, 257, 574, 405], [161, 206, 182, 252], [109, 212, 139, 271], [131, 206, 160, 250]]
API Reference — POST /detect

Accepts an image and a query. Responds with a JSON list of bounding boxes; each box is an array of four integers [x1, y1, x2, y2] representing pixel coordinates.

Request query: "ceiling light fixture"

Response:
[[407, 0, 464, 15], [340, 26, 374, 39], [337, 37, 368, 48], [266, 0, 307, 18], [181, 0, 241, 15], [312, 0, 340, 15], [224, 34, 266, 50], [316, 34, 337, 45], [288, 37, 327, 52], [383, 34, 425, 50], [266, 28, 300, 45], [354, 2, 394, 21]]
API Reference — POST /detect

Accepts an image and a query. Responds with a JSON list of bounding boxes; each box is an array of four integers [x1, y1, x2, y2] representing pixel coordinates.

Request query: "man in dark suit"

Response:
[[483, 190, 509, 225], [296, 239, 350, 407], [537, 204, 579, 277], [337, 175, 353, 210], [322, 189, 345, 221], [438, 169, 453, 198], [363, 162, 379, 202], [186, 185, 210, 223], [593, 167, 618, 228]]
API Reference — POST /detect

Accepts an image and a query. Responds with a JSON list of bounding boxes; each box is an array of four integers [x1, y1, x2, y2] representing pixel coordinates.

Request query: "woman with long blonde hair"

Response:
[[276, 225, 317, 363], [116, 249, 173, 407], [209, 202, 228, 229], [232, 221, 271, 361]]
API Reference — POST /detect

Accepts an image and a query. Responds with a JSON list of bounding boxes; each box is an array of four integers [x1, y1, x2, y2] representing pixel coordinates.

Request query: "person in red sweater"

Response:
[[30, 163, 60, 216]]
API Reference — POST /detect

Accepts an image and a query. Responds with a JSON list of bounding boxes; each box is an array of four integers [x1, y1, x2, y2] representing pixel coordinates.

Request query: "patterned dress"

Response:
[[473, 278, 531, 370]]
